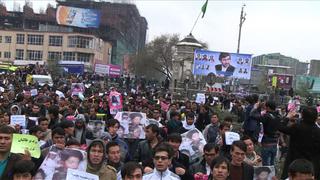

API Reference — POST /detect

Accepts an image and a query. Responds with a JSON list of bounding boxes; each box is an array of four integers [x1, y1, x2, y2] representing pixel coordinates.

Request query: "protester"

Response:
[[167, 133, 191, 180], [288, 159, 315, 180], [74, 115, 92, 144], [203, 113, 220, 144], [241, 135, 262, 166], [190, 143, 220, 177], [250, 100, 280, 166], [279, 107, 320, 179], [0, 125, 25, 179], [12, 160, 35, 180], [229, 140, 254, 180], [38, 117, 51, 141], [41, 127, 66, 157], [208, 156, 230, 180], [59, 120, 76, 142], [142, 142, 180, 180], [120, 162, 143, 180], [133, 124, 161, 169], [167, 111, 183, 134], [243, 94, 259, 141], [106, 119, 129, 161], [106, 141, 123, 172], [86, 140, 117, 180]]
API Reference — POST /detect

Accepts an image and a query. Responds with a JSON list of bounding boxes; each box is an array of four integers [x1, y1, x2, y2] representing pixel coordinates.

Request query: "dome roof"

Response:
[[177, 33, 203, 48]]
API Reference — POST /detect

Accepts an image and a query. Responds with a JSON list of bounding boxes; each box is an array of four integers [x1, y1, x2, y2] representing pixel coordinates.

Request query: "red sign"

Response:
[[268, 74, 293, 89]]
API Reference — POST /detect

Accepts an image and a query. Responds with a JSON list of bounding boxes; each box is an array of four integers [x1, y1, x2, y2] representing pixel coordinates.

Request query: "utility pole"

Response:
[[237, 4, 246, 54]]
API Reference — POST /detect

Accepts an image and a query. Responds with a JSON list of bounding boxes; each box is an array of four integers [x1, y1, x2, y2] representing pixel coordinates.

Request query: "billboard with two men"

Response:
[[193, 49, 252, 79]]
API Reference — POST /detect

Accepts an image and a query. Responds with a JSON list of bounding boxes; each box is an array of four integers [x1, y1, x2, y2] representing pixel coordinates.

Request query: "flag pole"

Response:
[[190, 11, 202, 35]]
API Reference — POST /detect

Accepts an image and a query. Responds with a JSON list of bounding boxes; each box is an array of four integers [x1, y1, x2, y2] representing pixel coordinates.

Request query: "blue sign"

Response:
[[193, 49, 252, 79], [56, 6, 101, 28], [60, 64, 84, 74]]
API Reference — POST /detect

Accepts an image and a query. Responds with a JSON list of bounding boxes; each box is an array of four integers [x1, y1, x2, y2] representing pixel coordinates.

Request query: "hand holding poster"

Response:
[[71, 83, 85, 96], [10, 115, 26, 127], [195, 93, 206, 104], [37, 147, 87, 180], [66, 168, 98, 180], [115, 112, 147, 139], [179, 129, 207, 161], [108, 90, 123, 115], [87, 120, 105, 138], [225, 132, 240, 145], [30, 89, 38, 96], [253, 166, 275, 180], [11, 134, 40, 158]]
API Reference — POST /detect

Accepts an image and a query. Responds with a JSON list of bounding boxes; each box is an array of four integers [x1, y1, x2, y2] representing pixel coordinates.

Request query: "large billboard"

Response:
[[56, 6, 101, 28], [193, 49, 252, 79]]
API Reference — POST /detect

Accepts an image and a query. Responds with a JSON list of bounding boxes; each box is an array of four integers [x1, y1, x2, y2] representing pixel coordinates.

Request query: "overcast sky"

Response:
[[2, 0, 320, 62]]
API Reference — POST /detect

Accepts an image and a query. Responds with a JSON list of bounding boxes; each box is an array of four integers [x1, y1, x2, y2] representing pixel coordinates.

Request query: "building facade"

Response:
[[309, 60, 320, 77], [172, 34, 203, 82], [0, 1, 147, 71], [0, 29, 112, 69], [251, 53, 308, 90]]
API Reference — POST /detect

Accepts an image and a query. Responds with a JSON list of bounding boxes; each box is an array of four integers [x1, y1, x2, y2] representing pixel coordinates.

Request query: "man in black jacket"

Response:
[[279, 107, 320, 179], [168, 133, 192, 180], [250, 100, 280, 166], [189, 143, 219, 177], [229, 140, 254, 180], [133, 124, 161, 170]]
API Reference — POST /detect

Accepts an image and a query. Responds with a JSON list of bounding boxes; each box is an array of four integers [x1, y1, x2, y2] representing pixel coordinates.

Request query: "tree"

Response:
[[130, 34, 179, 80], [47, 56, 62, 79], [296, 80, 311, 97]]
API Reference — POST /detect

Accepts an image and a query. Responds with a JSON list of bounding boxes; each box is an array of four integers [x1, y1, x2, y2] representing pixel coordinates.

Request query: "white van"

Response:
[[32, 75, 54, 87]]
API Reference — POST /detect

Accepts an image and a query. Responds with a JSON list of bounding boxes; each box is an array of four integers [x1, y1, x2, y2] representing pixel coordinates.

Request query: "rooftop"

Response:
[[177, 33, 203, 48]]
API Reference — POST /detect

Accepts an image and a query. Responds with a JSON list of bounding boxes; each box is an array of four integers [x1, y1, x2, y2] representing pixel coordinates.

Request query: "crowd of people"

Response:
[[0, 65, 319, 180]]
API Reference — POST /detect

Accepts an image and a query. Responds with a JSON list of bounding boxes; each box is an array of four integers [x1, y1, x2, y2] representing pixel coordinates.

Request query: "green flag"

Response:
[[201, 0, 208, 18]]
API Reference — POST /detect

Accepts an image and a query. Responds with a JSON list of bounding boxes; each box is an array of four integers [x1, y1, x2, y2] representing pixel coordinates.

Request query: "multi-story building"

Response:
[[0, 1, 147, 72], [309, 60, 320, 77], [0, 29, 112, 69], [172, 34, 203, 82], [251, 53, 308, 90]]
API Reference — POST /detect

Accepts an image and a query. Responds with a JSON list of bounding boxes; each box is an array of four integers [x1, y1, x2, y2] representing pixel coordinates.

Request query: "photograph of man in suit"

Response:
[[215, 52, 235, 77]]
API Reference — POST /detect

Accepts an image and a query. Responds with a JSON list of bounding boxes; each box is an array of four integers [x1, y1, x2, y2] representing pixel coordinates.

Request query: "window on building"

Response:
[[16, 34, 25, 44], [68, 36, 93, 48], [48, 52, 62, 61], [77, 53, 91, 62], [68, 36, 77, 48], [4, 52, 11, 58], [63, 52, 76, 61], [27, 50, 43, 61], [27, 35, 44, 45], [5, 36, 11, 43], [49, 36, 63, 46], [0, 36, 2, 43], [15, 49, 24, 60], [0, 52, 2, 58]]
